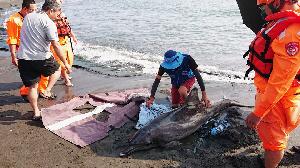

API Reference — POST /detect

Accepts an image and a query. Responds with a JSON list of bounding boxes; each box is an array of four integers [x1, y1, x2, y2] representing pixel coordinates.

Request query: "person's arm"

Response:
[[246, 26, 300, 129], [146, 67, 164, 107], [252, 44, 300, 118], [192, 69, 210, 106], [189, 56, 211, 107], [51, 40, 72, 73], [6, 18, 19, 66], [69, 30, 78, 44], [8, 44, 18, 66], [193, 69, 205, 91]]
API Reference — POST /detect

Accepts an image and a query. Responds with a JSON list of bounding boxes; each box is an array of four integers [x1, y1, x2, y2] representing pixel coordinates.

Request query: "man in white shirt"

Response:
[[17, 0, 72, 120]]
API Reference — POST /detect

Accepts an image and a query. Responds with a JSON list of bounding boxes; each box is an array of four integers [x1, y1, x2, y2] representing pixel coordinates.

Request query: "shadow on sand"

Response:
[[0, 110, 34, 125], [0, 94, 27, 106], [0, 82, 22, 92]]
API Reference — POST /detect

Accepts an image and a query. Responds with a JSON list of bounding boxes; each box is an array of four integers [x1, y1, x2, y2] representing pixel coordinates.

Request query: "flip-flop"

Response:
[[291, 146, 300, 153], [32, 116, 42, 121], [39, 92, 57, 100]]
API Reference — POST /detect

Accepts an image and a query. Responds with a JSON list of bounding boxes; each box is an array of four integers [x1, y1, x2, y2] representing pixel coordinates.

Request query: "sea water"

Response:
[[0, 0, 255, 83]]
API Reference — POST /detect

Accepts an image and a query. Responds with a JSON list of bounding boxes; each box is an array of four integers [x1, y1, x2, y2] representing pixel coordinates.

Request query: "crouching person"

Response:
[[17, 0, 71, 120], [146, 50, 211, 108]]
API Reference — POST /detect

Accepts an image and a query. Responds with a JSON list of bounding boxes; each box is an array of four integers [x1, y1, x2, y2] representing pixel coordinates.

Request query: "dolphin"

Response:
[[119, 87, 252, 157]]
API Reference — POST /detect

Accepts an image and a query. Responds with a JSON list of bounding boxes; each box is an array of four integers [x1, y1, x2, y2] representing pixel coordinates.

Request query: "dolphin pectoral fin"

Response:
[[119, 144, 158, 157]]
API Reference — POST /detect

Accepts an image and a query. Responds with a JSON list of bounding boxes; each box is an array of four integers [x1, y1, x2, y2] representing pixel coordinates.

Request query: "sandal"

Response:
[[32, 116, 42, 121], [292, 146, 300, 153], [39, 92, 57, 100]]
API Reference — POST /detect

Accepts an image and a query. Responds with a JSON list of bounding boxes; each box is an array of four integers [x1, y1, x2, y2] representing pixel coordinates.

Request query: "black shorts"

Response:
[[18, 57, 60, 87]]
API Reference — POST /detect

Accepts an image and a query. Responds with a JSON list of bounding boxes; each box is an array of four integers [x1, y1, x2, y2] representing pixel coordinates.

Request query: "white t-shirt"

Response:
[[17, 12, 58, 60]]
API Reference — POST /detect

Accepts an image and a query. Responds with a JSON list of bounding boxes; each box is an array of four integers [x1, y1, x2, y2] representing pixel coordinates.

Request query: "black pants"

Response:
[[18, 57, 60, 87]]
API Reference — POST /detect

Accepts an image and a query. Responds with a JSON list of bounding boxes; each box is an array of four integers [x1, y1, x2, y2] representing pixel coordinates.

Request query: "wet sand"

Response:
[[1, 55, 300, 168]]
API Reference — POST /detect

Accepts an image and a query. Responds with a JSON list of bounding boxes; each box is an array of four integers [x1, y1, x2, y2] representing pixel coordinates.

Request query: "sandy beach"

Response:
[[1, 54, 300, 168], [1, 0, 300, 167]]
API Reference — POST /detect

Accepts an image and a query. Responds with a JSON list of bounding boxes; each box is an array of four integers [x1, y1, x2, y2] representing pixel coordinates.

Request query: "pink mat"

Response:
[[41, 88, 149, 147]]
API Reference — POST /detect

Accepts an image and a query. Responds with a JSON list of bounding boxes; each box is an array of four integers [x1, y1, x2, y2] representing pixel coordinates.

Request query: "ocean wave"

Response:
[[74, 42, 253, 84]]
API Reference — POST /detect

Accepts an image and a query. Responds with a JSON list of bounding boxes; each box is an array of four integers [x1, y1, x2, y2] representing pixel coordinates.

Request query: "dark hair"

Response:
[[42, 0, 61, 11], [268, 0, 299, 13], [22, 0, 36, 9]]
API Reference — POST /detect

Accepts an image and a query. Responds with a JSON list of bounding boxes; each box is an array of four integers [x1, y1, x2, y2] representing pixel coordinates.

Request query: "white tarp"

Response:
[[135, 103, 171, 129]]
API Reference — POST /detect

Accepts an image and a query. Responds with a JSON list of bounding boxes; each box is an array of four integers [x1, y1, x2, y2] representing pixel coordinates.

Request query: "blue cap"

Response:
[[161, 50, 184, 69]]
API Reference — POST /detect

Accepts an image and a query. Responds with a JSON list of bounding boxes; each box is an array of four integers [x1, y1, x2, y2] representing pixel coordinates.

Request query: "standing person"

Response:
[[51, 0, 78, 86], [5, 0, 50, 100], [146, 50, 211, 108], [6, 0, 37, 67], [17, 0, 72, 120], [245, 0, 300, 167]]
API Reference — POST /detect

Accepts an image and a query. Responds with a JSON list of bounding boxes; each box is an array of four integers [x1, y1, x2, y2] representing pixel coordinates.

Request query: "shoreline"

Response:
[[0, 1, 299, 166], [1, 54, 300, 167]]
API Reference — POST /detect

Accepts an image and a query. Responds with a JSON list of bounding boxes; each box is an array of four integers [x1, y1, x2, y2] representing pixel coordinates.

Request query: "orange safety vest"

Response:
[[55, 17, 71, 37], [244, 11, 300, 81], [6, 12, 24, 47]]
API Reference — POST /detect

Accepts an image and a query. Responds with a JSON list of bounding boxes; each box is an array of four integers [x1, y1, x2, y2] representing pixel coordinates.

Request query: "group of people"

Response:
[[4, 0, 300, 167], [149, 1, 300, 167], [6, 0, 77, 120]]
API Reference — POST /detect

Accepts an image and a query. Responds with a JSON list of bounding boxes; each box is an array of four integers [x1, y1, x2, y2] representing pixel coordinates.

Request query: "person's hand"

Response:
[[201, 91, 211, 108], [245, 113, 261, 129], [11, 55, 18, 66], [64, 63, 72, 74], [73, 37, 78, 45], [201, 96, 211, 108], [146, 97, 155, 108]]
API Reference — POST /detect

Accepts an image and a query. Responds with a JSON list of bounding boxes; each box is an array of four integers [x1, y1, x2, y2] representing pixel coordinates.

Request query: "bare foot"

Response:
[[34, 110, 41, 118], [65, 81, 74, 87]]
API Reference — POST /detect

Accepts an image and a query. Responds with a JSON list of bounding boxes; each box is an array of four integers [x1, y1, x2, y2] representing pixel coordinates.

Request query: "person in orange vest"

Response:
[[51, 0, 78, 86], [17, 0, 71, 120], [6, 0, 36, 66], [6, 0, 51, 100], [245, 0, 300, 167]]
